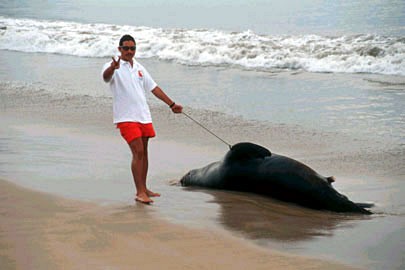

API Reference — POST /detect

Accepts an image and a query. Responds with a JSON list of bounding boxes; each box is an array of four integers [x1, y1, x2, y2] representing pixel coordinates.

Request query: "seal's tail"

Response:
[[355, 202, 375, 209]]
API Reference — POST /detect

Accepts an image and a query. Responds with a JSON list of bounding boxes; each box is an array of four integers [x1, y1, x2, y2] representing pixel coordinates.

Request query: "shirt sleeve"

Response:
[[141, 66, 158, 92]]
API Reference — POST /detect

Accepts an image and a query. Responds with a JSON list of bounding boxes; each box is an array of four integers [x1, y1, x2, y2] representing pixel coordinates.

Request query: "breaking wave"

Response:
[[1, 17, 404, 76]]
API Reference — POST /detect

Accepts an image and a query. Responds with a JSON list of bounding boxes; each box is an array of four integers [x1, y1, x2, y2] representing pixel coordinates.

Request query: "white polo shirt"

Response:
[[102, 58, 157, 124]]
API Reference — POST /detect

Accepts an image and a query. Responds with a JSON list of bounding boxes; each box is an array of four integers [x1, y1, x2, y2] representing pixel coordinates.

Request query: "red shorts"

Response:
[[116, 122, 156, 143]]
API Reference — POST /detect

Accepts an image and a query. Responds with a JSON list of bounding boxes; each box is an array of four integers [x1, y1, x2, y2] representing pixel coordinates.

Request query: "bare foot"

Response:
[[147, 189, 161, 197], [135, 193, 153, 204]]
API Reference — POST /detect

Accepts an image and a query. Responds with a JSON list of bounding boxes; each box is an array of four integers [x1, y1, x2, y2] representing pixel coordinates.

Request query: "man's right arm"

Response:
[[102, 57, 121, 82], [103, 65, 115, 82]]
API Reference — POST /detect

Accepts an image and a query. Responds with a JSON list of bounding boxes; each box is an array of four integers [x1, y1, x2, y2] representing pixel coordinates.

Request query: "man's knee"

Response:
[[129, 139, 145, 160]]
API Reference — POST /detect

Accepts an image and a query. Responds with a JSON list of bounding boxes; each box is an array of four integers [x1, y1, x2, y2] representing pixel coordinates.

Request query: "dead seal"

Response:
[[180, 142, 372, 214]]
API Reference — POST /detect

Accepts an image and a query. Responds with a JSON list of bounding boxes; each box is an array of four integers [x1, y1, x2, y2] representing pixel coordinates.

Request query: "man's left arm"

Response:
[[151, 86, 183, 113]]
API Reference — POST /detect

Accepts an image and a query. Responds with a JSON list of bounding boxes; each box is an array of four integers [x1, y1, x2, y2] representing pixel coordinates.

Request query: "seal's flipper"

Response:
[[355, 202, 375, 209], [226, 142, 271, 163], [327, 176, 335, 184]]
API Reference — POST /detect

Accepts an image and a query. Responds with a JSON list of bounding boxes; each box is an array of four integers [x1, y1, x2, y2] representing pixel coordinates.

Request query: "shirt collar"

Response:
[[120, 58, 138, 68]]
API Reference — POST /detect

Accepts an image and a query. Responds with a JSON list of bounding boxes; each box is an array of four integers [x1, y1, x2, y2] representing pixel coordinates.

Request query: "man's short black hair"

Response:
[[119, 34, 135, 46]]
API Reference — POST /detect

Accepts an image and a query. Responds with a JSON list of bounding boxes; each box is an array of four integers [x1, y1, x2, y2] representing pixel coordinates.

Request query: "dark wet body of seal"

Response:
[[181, 142, 372, 214]]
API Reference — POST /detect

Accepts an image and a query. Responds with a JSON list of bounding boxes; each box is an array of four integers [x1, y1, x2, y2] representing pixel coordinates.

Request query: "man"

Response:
[[102, 34, 183, 204]]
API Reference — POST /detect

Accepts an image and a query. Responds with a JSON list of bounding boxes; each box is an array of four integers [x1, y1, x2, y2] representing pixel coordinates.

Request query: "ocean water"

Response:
[[1, 1, 404, 144], [1, 1, 405, 269], [1, 2, 405, 76]]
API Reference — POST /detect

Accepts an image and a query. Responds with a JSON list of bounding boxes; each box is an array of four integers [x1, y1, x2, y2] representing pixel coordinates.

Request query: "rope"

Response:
[[182, 112, 232, 149]]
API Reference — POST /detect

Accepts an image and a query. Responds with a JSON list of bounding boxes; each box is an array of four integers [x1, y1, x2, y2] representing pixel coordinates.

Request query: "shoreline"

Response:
[[0, 178, 359, 270], [1, 51, 404, 269]]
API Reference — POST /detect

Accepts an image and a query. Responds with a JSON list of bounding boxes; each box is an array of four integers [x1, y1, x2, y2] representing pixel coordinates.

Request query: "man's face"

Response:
[[118, 40, 136, 61]]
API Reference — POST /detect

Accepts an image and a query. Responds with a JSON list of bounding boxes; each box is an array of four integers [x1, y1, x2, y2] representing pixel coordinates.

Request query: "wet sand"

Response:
[[0, 66, 353, 270], [0, 79, 362, 270], [0, 179, 360, 270], [0, 51, 404, 269]]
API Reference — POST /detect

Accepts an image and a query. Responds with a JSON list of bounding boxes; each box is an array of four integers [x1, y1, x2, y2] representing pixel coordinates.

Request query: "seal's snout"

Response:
[[180, 171, 192, 186]]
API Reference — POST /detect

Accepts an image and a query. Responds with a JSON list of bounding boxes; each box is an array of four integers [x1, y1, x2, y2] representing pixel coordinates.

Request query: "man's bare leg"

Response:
[[129, 137, 153, 203], [141, 137, 160, 197]]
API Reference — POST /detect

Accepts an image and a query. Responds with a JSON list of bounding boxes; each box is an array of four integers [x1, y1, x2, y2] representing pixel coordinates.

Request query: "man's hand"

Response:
[[111, 56, 121, 70], [171, 104, 183, 113], [103, 56, 120, 82]]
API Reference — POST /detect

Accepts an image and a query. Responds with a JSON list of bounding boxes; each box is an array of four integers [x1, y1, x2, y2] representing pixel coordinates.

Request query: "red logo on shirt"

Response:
[[138, 70, 143, 78]]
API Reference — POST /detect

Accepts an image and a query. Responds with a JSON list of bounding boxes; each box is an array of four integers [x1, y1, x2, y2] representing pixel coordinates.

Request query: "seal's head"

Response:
[[180, 169, 196, 186]]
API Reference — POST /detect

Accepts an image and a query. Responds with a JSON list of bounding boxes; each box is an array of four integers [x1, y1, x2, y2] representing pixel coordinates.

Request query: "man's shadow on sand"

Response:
[[182, 187, 371, 242]]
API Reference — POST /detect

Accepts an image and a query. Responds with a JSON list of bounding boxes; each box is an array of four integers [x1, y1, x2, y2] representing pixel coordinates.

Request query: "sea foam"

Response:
[[1, 17, 404, 76]]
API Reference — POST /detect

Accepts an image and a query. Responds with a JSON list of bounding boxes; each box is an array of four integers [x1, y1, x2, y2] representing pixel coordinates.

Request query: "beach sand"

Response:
[[0, 51, 403, 269], [0, 80, 361, 270], [0, 178, 360, 270]]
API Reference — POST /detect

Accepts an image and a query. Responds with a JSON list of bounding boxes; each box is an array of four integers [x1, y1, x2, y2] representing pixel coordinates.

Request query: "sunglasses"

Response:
[[119, 46, 136, 51]]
